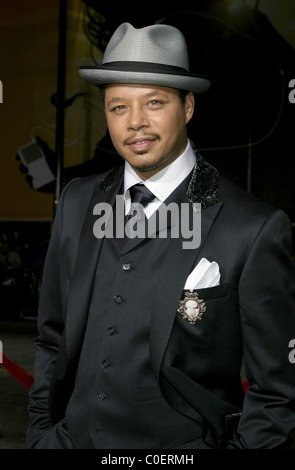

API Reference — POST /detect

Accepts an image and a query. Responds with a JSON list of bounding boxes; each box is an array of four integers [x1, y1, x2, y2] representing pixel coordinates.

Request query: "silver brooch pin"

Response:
[[177, 290, 206, 325]]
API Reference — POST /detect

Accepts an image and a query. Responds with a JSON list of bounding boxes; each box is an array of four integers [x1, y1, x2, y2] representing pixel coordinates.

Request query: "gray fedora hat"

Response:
[[79, 23, 211, 94]]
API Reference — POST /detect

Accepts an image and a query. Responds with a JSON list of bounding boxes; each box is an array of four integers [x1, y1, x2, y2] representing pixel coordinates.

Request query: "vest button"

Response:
[[101, 359, 110, 368], [97, 391, 107, 401], [122, 263, 131, 271], [114, 295, 123, 303], [107, 327, 116, 336]]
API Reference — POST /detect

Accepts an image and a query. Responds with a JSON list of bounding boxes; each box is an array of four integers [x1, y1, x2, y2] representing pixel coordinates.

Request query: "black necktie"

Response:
[[129, 183, 155, 209], [115, 184, 155, 248], [120, 184, 155, 245]]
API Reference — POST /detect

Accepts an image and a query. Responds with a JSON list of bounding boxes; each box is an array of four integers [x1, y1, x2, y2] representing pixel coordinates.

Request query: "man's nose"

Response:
[[127, 107, 149, 131]]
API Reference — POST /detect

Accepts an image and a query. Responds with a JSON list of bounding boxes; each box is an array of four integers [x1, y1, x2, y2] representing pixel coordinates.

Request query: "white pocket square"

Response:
[[184, 257, 220, 289]]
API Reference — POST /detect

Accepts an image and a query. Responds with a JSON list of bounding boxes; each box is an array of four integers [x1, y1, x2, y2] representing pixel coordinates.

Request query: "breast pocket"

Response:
[[170, 282, 239, 376], [192, 282, 231, 301], [178, 282, 233, 327], [178, 283, 231, 325]]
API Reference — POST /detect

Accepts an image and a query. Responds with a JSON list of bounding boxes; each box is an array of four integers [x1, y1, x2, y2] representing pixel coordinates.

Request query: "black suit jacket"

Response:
[[27, 154, 295, 449]]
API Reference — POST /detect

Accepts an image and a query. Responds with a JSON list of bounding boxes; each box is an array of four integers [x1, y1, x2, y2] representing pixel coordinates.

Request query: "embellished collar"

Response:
[[99, 149, 219, 211], [187, 150, 219, 210]]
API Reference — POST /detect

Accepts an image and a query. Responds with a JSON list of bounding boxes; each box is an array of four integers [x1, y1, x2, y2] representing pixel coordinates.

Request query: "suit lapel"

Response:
[[149, 201, 223, 379], [149, 149, 222, 378]]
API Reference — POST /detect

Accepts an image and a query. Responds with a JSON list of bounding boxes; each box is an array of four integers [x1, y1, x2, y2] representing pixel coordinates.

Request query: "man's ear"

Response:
[[185, 92, 195, 124]]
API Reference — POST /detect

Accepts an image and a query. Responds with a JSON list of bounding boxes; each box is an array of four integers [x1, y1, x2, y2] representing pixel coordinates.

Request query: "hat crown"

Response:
[[102, 23, 190, 71]]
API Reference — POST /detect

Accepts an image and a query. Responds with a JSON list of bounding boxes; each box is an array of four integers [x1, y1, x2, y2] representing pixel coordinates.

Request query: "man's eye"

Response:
[[111, 105, 126, 113], [148, 100, 163, 107]]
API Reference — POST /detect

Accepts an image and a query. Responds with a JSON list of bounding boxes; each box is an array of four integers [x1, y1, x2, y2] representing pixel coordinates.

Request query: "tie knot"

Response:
[[129, 184, 155, 208]]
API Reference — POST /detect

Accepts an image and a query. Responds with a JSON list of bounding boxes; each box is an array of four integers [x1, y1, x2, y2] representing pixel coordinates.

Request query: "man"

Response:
[[27, 23, 295, 449]]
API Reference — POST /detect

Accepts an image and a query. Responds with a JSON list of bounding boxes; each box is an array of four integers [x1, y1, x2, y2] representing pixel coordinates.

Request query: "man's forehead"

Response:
[[104, 84, 178, 100]]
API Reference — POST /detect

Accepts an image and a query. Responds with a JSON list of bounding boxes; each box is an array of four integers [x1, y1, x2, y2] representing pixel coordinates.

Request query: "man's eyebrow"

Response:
[[107, 96, 126, 104], [144, 91, 162, 97], [107, 91, 168, 105], [144, 91, 169, 99]]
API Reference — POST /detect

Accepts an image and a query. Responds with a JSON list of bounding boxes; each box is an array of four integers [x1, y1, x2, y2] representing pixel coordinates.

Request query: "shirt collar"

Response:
[[123, 140, 196, 202]]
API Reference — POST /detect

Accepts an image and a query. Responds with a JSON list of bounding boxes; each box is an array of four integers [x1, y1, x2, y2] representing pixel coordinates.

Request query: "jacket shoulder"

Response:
[[59, 168, 116, 208], [54, 169, 118, 234], [62, 172, 105, 197], [219, 175, 284, 219], [218, 175, 291, 241]]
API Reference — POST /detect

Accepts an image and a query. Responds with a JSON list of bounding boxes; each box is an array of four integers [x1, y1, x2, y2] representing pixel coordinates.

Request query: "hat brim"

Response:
[[79, 64, 211, 94]]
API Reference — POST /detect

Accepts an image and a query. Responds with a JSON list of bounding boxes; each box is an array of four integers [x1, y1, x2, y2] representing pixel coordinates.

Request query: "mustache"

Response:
[[123, 133, 160, 146]]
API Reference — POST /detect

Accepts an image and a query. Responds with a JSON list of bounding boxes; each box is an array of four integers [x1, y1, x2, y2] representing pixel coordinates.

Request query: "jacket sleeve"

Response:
[[26, 181, 76, 449], [230, 208, 295, 448]]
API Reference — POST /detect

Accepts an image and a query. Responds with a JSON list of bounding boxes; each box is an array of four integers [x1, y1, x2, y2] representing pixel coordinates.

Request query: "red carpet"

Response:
[[2, 353, 34, 390], [242, 379, 249, 393], [2, 351, 250, 394]]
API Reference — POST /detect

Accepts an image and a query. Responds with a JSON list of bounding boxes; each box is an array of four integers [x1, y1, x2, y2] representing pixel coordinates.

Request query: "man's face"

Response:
[[104, 84, 195, 180]]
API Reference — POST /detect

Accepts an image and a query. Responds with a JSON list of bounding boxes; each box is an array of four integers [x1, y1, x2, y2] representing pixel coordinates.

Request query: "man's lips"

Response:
[[124, 134, 159, 151]]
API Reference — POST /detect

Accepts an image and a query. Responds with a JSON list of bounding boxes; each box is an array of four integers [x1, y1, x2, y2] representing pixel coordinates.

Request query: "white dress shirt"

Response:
[[123, 140, 196, 218]]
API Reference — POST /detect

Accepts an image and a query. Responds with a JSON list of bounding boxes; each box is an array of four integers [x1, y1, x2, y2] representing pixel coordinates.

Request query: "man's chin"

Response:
[[123, 153, 161, 173], [132, 161, 162, 174]]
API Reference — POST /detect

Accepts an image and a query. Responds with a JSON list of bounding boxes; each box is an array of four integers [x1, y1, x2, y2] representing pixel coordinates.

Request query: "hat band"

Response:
[[99, 61, 191, 75]]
